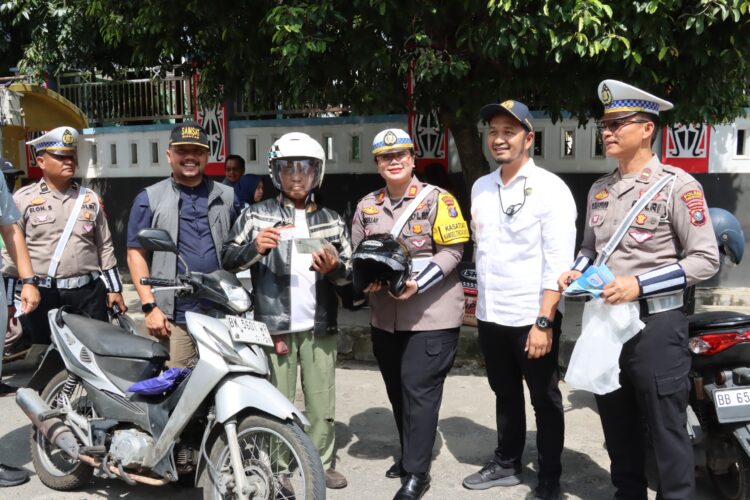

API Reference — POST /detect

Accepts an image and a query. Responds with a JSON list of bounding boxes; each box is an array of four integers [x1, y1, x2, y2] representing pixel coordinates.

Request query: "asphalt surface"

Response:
[[0, 361, 722, 500], [0, 285, 736, 499]]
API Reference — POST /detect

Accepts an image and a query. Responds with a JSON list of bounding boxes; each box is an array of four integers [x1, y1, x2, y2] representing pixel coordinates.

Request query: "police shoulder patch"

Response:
[[433, 192, 469, 245]]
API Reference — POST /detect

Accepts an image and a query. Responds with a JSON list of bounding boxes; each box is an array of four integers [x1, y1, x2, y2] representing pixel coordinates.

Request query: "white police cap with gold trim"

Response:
[[372, 128, 414, 156], [27, 126, 79, 156], [598, 79, 673, 120]]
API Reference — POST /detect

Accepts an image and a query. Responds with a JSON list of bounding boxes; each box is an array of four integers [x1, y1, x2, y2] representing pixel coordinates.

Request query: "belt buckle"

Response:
[[38, 277, 53, 288]]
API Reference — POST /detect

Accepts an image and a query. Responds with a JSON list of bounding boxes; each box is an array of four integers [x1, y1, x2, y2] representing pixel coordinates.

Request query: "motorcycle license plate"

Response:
[[714, 387, 750, 423], [226, 317, 273, 347]]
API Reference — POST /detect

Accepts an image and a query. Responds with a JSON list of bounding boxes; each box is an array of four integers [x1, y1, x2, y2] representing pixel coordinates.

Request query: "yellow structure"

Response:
[[1, 83, 88, 172]]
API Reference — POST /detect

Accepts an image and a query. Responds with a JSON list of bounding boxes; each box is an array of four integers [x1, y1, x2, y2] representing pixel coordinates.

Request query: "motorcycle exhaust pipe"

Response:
[[15, 388, 80, 460]]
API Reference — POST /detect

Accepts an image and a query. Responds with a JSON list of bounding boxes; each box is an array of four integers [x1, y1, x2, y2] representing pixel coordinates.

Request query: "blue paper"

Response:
[[563, 264, 615, 299]]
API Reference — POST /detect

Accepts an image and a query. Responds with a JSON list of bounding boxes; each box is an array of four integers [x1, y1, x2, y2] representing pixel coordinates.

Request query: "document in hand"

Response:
[[563, 264, 615, 299]]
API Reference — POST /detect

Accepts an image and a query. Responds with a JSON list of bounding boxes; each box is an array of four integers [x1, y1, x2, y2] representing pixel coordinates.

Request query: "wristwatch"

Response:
[[535, 315, 553, 329], [141, 302, 158, 314], [20, 276, 39, 286]]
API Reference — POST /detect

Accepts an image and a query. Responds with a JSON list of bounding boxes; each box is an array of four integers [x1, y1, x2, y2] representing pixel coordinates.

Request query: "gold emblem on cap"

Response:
[[501, 100, 514, 109], [62, 129, 74, 146], [383, 131, 397, 146], [601, 84, 613, 105], [181, 127, 201, 140]]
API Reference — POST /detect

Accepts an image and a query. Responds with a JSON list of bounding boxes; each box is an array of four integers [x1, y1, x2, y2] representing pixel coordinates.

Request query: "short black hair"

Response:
[[633, 112, 661, 147], [225, 154, 246, 172]]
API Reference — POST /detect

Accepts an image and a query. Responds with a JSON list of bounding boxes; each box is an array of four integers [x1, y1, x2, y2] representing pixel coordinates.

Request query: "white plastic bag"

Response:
[[564, 300, 645, 395]]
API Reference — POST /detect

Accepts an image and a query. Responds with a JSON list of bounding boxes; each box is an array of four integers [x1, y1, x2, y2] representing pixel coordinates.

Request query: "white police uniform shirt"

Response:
[[471, 158, 576, 327]]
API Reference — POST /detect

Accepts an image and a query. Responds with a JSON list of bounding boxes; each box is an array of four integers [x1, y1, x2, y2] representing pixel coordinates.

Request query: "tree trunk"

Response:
[[443, 111, 490, 197]]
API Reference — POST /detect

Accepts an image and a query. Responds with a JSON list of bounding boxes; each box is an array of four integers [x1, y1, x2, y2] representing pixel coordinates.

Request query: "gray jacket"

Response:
[[221, 195, 352, 335], [145, 177, 235, 318]]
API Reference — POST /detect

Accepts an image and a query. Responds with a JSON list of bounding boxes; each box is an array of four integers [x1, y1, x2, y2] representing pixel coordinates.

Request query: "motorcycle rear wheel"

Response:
[[200, 414, 325, 500], [30, 370, 94, 491], [708, 436, 750, 500]]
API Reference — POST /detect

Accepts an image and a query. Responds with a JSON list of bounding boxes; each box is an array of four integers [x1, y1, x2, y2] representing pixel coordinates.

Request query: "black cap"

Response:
[[480, 100, 533, 132], [169, 124, 209, 149]]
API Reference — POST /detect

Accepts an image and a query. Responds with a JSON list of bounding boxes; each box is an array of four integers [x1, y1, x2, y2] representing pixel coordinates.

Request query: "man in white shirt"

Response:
[[463, 100, 576, 500]]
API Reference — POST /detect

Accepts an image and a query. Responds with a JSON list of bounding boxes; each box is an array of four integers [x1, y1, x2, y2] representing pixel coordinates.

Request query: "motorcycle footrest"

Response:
[[80, 445, 106, 455], [38, 409, 65, 422]]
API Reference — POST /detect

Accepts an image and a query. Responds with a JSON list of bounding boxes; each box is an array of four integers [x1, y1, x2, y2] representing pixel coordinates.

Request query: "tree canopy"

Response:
[[3, 0, 750, 187]]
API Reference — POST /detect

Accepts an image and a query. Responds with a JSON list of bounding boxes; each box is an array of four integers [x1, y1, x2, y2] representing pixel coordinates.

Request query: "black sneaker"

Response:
[[462, 460, 522, 490], [0, 382, 18, 397], [534, 481, 561, 500], [0, 463, 29, 487]]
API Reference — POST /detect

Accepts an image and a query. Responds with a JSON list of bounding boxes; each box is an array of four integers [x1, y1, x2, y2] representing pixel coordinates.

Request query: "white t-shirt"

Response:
[[289, 209, 316, 332]]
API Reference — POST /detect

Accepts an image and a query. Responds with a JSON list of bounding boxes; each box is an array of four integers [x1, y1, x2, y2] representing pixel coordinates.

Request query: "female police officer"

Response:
[[351, 128, 469, 500]]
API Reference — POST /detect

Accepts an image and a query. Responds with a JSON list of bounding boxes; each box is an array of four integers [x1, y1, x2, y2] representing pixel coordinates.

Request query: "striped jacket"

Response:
[[221, 194, 352, 335]]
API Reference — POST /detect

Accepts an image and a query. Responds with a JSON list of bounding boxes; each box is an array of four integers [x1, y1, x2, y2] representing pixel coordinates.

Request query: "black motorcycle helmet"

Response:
[[352, 234, 412, 296], [709, 207, 745, 265]]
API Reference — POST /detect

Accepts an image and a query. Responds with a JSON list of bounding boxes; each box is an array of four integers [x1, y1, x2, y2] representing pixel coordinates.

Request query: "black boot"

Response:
[[386, 460, 406, 478], [393, 473, 430, 500]]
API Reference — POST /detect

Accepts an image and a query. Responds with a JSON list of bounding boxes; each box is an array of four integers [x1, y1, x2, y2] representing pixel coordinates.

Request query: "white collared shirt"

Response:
[[471, 158, 577, 327]]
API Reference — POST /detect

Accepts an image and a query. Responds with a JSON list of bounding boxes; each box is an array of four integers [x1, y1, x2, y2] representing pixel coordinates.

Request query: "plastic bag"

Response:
[[564, 300, 645, 395], [127, 367, 191, 396]]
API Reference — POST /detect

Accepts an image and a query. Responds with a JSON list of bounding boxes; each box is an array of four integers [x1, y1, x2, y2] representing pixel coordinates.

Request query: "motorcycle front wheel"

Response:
[[30, 370, 94, 491], [201, 414, 325, 500], [707, 435, 750, 500]]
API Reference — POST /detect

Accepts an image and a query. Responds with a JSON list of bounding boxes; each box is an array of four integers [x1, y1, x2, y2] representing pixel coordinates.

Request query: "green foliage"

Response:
[[4, 0, 750, 185]]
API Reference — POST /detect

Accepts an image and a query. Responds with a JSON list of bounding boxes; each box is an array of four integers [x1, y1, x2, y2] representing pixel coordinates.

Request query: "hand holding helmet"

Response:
[[352, 234, 412, 297]]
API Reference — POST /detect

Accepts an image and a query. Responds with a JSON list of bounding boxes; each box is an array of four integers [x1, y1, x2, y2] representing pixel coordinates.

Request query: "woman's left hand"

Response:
[[390, 280, 418, 300]]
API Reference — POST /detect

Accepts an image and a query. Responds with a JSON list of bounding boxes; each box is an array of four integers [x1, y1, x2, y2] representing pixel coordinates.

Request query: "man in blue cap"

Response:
[[465, 100, 576, 500], [559, 80, 720, 499]]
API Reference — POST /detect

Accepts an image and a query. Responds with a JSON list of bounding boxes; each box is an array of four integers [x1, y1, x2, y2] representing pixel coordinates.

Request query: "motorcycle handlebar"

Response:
[[140, 277, 178, 287]]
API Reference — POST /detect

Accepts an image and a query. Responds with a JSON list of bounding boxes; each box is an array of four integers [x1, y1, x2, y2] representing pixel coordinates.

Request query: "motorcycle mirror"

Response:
[[137, 228, 178, 253]]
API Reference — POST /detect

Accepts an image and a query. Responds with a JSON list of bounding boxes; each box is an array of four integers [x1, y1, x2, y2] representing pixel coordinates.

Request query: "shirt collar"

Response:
[[495, 157, 536, 188], [278, 192, 317, 213]]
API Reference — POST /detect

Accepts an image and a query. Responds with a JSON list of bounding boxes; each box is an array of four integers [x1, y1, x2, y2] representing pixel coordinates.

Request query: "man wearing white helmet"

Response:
[[222, 132, 352, 490]]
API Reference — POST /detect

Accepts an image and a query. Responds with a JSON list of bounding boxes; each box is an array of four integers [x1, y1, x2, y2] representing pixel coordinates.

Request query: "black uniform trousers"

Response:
[[24, 279, 109, 344], [371, 326, 459, 474], [595, 308, 693, 500], [477, 316, 564, 483]]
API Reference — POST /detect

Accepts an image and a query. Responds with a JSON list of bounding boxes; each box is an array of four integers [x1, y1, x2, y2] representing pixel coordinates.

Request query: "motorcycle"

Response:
[[686, 207, 750, 499], [4, 297, 137, 368], [15, 228, 325, 499]]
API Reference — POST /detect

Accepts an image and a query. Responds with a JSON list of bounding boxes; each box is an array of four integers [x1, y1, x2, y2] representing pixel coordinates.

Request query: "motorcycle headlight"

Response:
[[220, 281, 251, 312]]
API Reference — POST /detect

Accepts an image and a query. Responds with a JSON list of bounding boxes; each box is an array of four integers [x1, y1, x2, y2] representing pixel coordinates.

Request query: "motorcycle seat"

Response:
[[61, 313, 170, 360], [688, 311, 750, 335]]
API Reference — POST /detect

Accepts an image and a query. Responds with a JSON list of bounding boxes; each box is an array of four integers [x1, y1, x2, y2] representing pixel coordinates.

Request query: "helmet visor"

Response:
[[272, 158, 321, 193]]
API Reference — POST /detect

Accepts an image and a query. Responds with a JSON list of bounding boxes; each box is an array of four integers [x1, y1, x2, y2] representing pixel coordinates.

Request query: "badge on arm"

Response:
[[433, 194, 469, 245]]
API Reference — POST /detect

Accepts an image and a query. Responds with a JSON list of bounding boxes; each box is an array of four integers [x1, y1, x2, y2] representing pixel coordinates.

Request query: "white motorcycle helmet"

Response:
[[268, 132, 326, 192]]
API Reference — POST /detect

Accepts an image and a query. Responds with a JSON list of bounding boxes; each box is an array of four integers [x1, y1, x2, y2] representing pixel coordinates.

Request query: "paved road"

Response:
[[0, 360, 720, 500]]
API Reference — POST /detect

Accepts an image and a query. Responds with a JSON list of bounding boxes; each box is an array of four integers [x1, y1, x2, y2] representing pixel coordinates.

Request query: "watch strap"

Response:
[[141, 302, 158, 314]]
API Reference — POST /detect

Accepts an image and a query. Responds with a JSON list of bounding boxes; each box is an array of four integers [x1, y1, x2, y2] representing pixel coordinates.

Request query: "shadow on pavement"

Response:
[[344, 406, 444, 463], [439, 416, 497, 467], [565, 388, 600, 413]]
